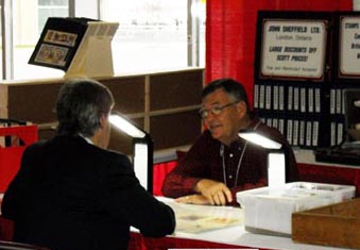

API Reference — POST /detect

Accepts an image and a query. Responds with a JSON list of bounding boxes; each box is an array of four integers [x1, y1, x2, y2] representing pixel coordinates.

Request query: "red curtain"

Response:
[[152, 161, 177, 196], [205, 0, 353, 107]]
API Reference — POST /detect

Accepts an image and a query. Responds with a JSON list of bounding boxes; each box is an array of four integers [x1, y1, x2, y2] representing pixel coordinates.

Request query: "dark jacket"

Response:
[[1, 135, 175, 250]]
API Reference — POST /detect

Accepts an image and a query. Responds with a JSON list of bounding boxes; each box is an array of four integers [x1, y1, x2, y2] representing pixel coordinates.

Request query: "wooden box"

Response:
[[292, 198, 360, 249]]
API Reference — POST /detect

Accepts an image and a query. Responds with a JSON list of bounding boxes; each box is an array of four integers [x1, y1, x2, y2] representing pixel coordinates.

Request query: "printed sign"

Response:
[[260, 19, 327, 80], [339, 16, 360, 78]]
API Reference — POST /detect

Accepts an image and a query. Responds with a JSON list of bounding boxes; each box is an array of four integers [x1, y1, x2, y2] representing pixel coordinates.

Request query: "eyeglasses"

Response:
[[199, 101, 239, 119]]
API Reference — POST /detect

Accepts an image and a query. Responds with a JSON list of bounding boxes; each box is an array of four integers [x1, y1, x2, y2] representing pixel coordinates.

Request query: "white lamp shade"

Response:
[[238, 132, 282, 149], [239, 131, 286, 189], [108, 112, 153, 193], [109, 114, 146, 138]]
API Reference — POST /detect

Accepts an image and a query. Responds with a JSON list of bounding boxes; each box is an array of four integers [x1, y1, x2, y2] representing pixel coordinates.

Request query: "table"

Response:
[[128, 197, 353, 250], [0, 205, 353, 250]]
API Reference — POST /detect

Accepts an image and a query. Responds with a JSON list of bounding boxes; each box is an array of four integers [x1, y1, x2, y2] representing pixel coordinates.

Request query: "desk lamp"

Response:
[[238, 131, 285, 190], [109, 112, 153, 194]]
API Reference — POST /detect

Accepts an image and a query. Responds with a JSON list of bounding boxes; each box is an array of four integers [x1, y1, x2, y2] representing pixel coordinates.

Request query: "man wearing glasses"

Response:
[[162, 78, 298, 206]]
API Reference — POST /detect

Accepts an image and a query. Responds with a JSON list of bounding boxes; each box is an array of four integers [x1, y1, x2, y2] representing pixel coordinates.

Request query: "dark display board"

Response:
[[254, 11, 360, 151], [254, 12, 333, 150]]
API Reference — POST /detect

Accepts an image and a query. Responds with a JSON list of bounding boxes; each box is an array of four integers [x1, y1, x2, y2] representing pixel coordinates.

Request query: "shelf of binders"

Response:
[[253, 81, 331, 149], [329, 83, 360, 147]]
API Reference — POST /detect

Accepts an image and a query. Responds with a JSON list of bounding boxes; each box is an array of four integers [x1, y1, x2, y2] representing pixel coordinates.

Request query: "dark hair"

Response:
[[56, 78, 114, 137], [201, 78, 250, 112]]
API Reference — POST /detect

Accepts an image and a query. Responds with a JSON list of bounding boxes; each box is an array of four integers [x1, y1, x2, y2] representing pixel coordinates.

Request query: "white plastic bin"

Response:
[[236, 182, 356, 236]]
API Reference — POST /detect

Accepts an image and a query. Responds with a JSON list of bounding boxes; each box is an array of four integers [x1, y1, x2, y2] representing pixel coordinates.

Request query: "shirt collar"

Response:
[[78, 133, 94, 145]]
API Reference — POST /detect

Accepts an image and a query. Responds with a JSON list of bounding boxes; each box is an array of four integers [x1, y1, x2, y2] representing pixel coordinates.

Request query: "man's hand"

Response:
[[194, 179, 233, 205], [175, 194, 211, 205]]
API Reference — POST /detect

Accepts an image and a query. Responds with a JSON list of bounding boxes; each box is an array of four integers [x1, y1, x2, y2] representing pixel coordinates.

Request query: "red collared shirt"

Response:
[[161, 117, 298, 205]]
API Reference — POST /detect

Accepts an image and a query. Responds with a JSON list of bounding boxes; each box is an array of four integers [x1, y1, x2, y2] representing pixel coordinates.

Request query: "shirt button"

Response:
[[229, 153, 233, 158], [229, 175, 233, 179]]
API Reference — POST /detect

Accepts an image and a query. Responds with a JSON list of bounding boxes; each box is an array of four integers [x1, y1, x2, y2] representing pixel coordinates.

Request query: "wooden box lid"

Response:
[[292, 198, 360, 249]]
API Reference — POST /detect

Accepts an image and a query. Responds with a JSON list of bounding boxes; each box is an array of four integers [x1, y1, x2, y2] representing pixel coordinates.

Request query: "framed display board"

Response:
[[29, 17, 119, 78], [333, 12, 360, 81], [255, 11, 332, 82], [29, 17, 92, 70]]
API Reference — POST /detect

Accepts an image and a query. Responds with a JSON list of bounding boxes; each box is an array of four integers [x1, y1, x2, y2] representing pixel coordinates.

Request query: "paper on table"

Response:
[[160, 198, 244, 234]]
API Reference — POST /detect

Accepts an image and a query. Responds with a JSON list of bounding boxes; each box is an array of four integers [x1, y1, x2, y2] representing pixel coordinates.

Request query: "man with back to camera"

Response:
[[162, 78, 298, 206], [1, 78, 175, 250]]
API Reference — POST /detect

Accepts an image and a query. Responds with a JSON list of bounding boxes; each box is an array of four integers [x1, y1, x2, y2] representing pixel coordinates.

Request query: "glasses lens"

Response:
[[211, 106, 222, 115]]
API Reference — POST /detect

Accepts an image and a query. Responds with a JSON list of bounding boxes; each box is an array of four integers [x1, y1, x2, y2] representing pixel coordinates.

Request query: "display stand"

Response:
[[65, 22, 119, 78], [29, 17, 119, 78]]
